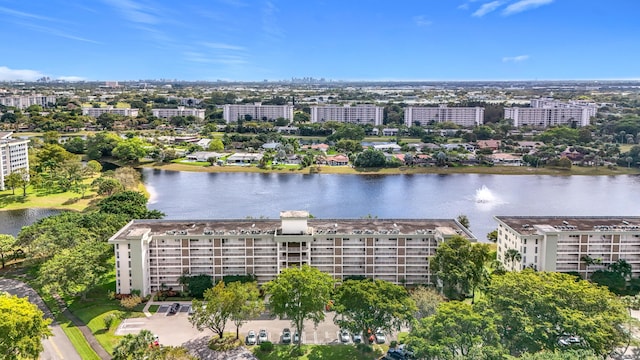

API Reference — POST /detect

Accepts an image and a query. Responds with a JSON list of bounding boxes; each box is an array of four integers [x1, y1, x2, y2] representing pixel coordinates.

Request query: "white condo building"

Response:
[[152, 107, 205, 120], [310, 105, 384, 126], [0, 132, 29, 191], [495, 216, 640, 278], [404, 105, 484, 127], [222, 103, 294, 123], [0, 95, 56, 109], [108, 211, 475, 296], [504, 98, 597, 128], [82, 106, 139, 118]]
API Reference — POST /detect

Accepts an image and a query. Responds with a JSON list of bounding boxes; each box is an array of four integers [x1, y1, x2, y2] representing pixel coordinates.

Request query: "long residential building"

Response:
[[310, 105, 384, 126], [404, 105, 484, 127], [82, 106, 139, 118], [108, 210, 475, 296], [152, 107, 205, 120], [504, 98, 597, 128], [0, 132, 29, 191], [222, 103, 294, 123], [495, 216, 640, 278], [0, 95, 56, 109]]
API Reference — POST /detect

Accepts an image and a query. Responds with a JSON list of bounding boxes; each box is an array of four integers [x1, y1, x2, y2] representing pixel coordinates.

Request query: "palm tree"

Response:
[[609, 259, 632, 281], [505, 249, 522, 271], [580, 255, 602, 280]]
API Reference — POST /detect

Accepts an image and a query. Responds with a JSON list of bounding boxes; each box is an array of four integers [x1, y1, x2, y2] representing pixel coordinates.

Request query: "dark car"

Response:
[[169, 303, 180, 314], [282, 328, 292, 344]]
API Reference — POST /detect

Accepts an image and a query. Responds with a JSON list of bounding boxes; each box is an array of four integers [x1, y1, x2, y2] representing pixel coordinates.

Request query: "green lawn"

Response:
[[148, 305, 159, 313], [253, 344, 385, 360], [0, 177, 100, 211], [59, 321, 101, 360]]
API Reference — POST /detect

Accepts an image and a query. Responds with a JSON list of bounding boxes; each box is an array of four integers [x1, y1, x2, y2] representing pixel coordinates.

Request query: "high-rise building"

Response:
[[0, 132, 29, 191], [404, 105, 484, 127], [222, 103, 294, 123], [310, 105, 384, 126], [504, 98, 597, 128], [495, 216, 640, 278], [108, 211, 475, 296], [0, 95, 57, 109], [81, 106, 139, 118], [152, 107, 205, 120]]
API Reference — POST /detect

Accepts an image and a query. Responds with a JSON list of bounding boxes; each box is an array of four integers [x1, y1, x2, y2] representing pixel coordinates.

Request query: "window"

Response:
[[535, 247, 538, 254], [128, 244, 131, 249]]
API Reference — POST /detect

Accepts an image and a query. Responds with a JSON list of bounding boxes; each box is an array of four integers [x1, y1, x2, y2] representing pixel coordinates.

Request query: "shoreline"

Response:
[[139, 162, 640, 176]]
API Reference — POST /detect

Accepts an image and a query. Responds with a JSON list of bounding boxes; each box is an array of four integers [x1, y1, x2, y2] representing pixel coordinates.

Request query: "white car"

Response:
[[339, 329, 350, 343], [246, 330, 257, 345], [375, 329, 386, 344], [352, 332, 362, 343], [258, 329, 268, 344]]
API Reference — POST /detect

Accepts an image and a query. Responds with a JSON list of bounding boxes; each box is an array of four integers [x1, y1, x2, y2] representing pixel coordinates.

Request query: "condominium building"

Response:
[[310, 105, 384, 126], [0, 132, 29, 190], [0, 95, 56, 109], [404, 105, 484, 127], [504, 98, 597, 128], [108, 211, 475, 296], [222, 103, 294, 123], [82, 106, 139, 118], [152, 107, 205, 120], [495, 216, 640, 278]]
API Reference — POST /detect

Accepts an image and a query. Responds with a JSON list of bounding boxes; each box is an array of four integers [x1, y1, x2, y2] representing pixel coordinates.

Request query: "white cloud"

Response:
[[502, 0, 554, 15], [103, 0, 159, 24], [413, 15, 432, 27], [201, 42, 246, 51], [16, 22, 100, 44], [0, 66, 44, 81], [502, 55, 530, 62], [0, 6, 58, 22], [472, 1, 503, 17]]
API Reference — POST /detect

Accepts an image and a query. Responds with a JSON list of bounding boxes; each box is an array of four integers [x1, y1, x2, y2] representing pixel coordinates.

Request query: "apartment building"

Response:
[[404, 105, 484, 127], [495, 216, 640, 278], [504, 98, 597, 128], [152, 107, 205, 120], [108, 211, 475, 296], [222, 103, 294, 123], [310, 105, 384, 126], [0, 132, 29, 190], [82, 106, 139, 118], [0, 95, 56, 109]]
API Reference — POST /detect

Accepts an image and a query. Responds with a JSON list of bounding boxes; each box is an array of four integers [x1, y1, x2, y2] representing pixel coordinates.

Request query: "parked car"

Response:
[[339, 329, 350, 343], [258, 329, 268, 344], [169, 303, 180, 314], [246, 330, 257, 345], [375, 329, 386, 344], [293, 332, 300, 344], [352, 332, 362, 343], [282, 328, 291, 344]]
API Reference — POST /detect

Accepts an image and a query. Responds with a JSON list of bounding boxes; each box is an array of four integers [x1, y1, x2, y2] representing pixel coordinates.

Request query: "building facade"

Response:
[[0, 132, 29, 191], [108, 211, 475, 296], [82, 106, 139, 118], [152, 107, 205, 120], [504, 98, 597, 128], [310, 105, 384, 126], [404, 105, 484, 127], [222, 103, 294, 123], [495, 216, 640, 278], [0, 95, 57, 109]]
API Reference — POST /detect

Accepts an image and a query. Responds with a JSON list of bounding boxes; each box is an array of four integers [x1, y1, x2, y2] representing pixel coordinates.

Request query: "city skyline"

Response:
[[0, 0, 638, 82]]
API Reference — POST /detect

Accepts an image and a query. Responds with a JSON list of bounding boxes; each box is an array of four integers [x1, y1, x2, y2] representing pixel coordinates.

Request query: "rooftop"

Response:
[[495, 216, 640, 235]]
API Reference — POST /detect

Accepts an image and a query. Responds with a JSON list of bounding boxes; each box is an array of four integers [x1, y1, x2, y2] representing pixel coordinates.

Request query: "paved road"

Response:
[[0, 278, 81, 360]]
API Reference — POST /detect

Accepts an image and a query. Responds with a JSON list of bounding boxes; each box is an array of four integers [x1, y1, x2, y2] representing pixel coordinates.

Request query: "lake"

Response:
[[141, 170, 640, 241], [2, 171, 639, 240]]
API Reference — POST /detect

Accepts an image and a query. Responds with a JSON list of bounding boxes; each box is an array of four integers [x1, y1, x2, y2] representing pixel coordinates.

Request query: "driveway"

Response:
[[0, 278, 81, 360]]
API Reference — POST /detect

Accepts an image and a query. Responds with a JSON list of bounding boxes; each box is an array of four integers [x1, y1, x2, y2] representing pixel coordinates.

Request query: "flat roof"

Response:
[[112, 218, 475, 240], [495, 216, 640, 235]]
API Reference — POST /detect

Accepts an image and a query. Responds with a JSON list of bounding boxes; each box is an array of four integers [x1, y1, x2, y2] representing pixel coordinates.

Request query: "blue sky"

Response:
[[0, 0, 638, 82]]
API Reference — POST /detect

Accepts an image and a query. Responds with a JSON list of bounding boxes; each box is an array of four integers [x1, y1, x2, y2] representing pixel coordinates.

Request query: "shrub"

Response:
[[356, 343, 373, 353], [390, 340, 398, 348], [103, 314, 116, 330], [259, 341, 274, 352], [120, 295, 142, 309], [130, 289, 141, 297], [208, 334, 243, 351], [107, 290, 116, 300]]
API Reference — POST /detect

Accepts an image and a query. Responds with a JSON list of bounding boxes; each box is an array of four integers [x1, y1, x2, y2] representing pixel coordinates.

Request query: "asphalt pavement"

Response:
[[0, 278, 81, 360]]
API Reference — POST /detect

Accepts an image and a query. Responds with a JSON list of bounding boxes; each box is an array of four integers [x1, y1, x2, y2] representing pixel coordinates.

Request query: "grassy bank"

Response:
[[0, 178, 99, 212], [253, 344, 386, 360], [142, 162, 640, 176]]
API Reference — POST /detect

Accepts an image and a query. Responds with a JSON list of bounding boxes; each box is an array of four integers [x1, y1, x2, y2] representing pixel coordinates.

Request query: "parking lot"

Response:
[[116, 301, 400, 347]]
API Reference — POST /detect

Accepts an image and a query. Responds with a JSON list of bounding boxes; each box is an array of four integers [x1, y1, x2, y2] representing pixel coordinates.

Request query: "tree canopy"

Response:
[[0, 293, 52, 360], [263, 264, 334, 347]]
